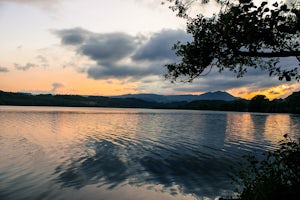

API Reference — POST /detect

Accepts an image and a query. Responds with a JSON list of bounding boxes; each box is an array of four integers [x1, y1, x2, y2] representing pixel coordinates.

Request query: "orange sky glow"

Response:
[[0, 0, 299, 99]]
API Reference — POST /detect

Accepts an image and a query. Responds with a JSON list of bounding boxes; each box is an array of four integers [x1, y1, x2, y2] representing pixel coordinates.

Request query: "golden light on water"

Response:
[[225, 112, 299, 147], [225, 113, 255, 142], [264, 114, 292, 143]]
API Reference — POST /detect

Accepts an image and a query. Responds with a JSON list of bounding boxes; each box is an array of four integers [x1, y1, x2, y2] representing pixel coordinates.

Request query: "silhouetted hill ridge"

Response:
[[1, 90, 299, 113], [112, 91, 238, 103]]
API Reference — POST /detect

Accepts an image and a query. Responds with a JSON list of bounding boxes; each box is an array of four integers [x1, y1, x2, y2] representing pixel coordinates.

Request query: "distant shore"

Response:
[[0, 90, 299, 114]]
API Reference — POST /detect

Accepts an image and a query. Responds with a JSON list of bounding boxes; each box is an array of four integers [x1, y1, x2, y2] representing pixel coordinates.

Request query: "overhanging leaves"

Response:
[[165, 0, 300, 82]]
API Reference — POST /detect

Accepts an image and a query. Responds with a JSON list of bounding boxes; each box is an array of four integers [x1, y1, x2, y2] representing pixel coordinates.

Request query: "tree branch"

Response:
[[236, 51, 300, 58]]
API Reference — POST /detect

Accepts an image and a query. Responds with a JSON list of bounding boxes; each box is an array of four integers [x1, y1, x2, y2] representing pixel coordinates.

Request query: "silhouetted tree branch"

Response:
[[164, 0, 300, 82]]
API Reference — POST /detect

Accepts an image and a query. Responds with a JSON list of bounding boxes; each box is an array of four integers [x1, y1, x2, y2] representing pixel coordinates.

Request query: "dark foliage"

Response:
[[165, 0, 300, 82], [247, 91, 300, 114], [231, 134, 300, 200], [248, 95, 269, 113], [179, 99, 249, 111], [285, 91, 300, 113]]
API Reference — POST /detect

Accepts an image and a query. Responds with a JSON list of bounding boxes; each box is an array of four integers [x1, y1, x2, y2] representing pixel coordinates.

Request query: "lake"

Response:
[[0, 106, 299, 200]]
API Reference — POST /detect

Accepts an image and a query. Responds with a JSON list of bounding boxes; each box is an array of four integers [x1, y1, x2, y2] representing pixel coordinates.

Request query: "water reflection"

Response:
[[55, 140, 128, 189], [54, 137, 233, 198], [54, 111, 232, 198], [225, 113, 255, 142], [264, 114, 293, 143], [1, 107, 299, 200], [225, 112, 299, 152]]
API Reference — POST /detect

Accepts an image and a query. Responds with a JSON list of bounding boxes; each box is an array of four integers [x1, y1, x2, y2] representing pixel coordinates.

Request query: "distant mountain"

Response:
[[112, 91, 238, 103], [195, 91, 238, 101], [112, 94, 171, 103]]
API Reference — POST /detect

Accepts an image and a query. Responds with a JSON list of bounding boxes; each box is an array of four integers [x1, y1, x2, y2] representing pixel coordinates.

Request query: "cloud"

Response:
[[133, 29, 191, 62], [36, 55, 49, 67], [14, 63, 37, 71], [54, 28, 90, 46], [0, 66, 9, 72], [19, 82, 65, 95], [55, 27, 186, 80], [79, 33, 137, 65], [87, 64, 163, 80], [163, 66, 297, 94], [50, 82, 64, 94], [55, 28, 139, 65]]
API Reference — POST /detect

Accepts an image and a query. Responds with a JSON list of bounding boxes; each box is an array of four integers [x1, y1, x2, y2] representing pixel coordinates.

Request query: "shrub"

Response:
[[232, 134, 300, 200]]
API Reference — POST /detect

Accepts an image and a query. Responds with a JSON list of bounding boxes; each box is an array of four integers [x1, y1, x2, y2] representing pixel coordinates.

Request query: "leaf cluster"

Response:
[[165, 0, 300, 82]]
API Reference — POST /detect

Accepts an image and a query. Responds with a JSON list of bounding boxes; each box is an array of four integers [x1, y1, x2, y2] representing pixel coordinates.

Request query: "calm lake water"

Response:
[[1, 106, 299, 200]]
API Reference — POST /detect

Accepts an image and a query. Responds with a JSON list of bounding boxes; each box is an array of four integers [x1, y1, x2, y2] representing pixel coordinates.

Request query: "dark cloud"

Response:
[[55, 28, 138, 65], [0, 66, 9, 72], [55, 28, 180, 81], [64, 34, 86, 45], [133, 29, 191, 61], [79, 33, 137, 65], [14, 63, 37, 71], [87, 64, 163, 80], [54, 28, 90, 46]]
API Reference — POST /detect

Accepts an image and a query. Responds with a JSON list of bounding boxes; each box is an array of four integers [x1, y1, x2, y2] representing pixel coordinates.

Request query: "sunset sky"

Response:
[[0, 0, 299, 100]]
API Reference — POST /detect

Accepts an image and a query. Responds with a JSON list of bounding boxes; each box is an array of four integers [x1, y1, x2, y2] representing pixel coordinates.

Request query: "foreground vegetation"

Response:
[[224, 134, 300, 200]]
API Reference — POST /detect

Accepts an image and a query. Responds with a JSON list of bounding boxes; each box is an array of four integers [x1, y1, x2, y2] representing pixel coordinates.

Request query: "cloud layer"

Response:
[[133, 29, 189, 61], [54, 27, 299, 95], [55, 28, 190, 80]]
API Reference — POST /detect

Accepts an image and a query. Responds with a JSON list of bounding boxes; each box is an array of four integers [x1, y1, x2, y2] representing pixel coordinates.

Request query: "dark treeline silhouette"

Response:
[[248, 92, 300, 114], [0, 90, 299, 114], [0, 91, 181, 109]]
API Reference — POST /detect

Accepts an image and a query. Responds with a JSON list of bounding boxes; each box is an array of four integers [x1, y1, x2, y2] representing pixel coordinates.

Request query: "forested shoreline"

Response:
[[0, 90, 299, 114]]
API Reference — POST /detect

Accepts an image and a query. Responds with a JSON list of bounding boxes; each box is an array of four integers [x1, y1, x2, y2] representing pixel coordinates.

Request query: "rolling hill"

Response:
[[112, 91, 238, 103]]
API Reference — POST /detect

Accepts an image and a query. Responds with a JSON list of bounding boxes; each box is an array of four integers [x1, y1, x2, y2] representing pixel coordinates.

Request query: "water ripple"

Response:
[[1, 107, 299, 200]]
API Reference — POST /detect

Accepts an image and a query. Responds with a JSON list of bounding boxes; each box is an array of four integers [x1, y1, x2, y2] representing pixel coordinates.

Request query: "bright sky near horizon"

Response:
[[0, 0, 299, 100]]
